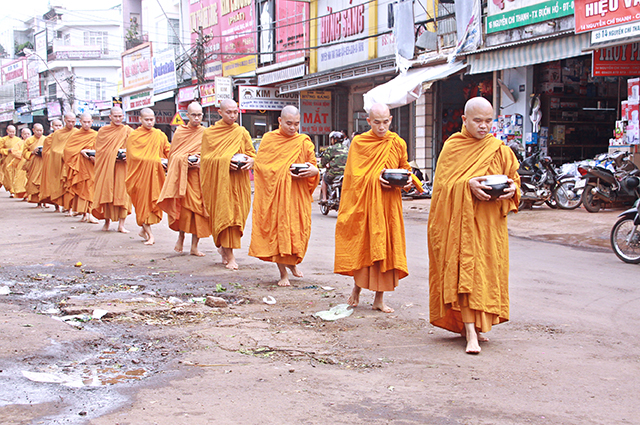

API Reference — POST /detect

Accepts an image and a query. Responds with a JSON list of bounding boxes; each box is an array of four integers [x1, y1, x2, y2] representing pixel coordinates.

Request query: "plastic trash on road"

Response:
[[313, 304, 353, 321]]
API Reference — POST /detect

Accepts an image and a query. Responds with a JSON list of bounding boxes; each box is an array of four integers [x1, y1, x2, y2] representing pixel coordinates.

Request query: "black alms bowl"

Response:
[[382, 169, 410, 187], [188, 155, 199, 163], [290, 163, 309, 175], [231, 153, 250, 169], [34, 146, 43, 156], [116, 149, 126, 160], [481, 174, 509, 199], [85, 150, 96, 157]]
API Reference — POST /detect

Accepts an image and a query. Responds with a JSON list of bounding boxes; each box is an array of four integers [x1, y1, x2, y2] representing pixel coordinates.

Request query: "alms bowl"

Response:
[[290, 163, 309, 175], [231, 153, 250, 169], [188, 155, 199, 163], [34, 146, 43, 156], [116, 149, 126, 160], [382, 169, 410, 187], [85, 150, 96, 157], [480, 174, 509, 199]]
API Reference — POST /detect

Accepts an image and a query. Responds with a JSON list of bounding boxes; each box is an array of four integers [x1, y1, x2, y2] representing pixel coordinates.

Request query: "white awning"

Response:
[[363, 61, 467, 112]]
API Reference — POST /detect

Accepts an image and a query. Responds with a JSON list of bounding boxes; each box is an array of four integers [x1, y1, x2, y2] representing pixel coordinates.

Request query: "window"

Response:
[[81, 77, 107, 101], [64, 33, 71, 45], [83, 31, 109, 54]]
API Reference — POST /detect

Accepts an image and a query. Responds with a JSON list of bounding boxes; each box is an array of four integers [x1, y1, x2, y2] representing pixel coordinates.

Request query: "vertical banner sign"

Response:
[[258, 0, 275, 64], [34, 30, 48, 73], [199, 82, 216, 107], [190, 0, 223, 79], [575, 0, 640, 34], [152, 49, 178, 94], [221, 0, 257, 76], [593, 43, 640, 76], [27, 58, 40, 99], [121, 43, 153, 91], [214, 76, 233, 106], [317, 0, 369, 72], [276, 0, 309, 62], [300, 90, 332, 135]]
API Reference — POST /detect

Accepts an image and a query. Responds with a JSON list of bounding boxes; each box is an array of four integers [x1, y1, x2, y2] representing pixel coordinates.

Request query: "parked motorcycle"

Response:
[[577, 151, 640, 213], [611, 198, 640, 264], [517, 149, 579, 210], [319, 175, 342, 215]]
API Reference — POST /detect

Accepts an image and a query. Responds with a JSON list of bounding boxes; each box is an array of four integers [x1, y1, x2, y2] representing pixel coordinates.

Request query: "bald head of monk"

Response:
[[219, 99, 238, 126], [278, 105, 300, 137], [6, 125, 16, 137], [80, 113, 93, 131], [367, 103, 392, 138], [21, 127, 32, 140], [187, 102, 203, 128], [51, 119, 63, 132], [109, 107, 125, 127], [462, 97, 494, 140], [33, 123, 44, 138], [140, 108, 156, 130], [64, 113, 76, 130]]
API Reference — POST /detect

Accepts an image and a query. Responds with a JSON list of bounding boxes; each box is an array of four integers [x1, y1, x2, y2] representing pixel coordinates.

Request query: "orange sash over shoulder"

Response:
[[157, 125, 209, 229], [92, 123, 132, 219], [41, 127, 77, 203], [63, 128, 97, 202], [248, 129, 319, 265], [125, 127, 170, 226], [334, 130, 410, 279], [200, 120, 256, 246], [428, 125, 520, 333]]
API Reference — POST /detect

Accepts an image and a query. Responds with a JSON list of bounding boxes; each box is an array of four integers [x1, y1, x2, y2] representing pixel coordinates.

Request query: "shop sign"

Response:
[[17, 105, 30, 114], [276, 0, 309, 62], [153, 49, 178, 94], [19, 113, 33, 124], [47, 101, 62, 118], [575, 0, 640, 34], [593, 43, 640, 76], [190, 0, 223, 80], [49, 47, 102, 60], [0, 112, 13, 122], [27, 58, 40, 99], [258, 64, 306, 86], [220, 0, 257, 76], [75, 100, 106, 116], [126, 108, 174, 124], [121, 43, 153, 91], [200, 82, 216, 107], [32, 96, 46, 111], [1, 58, 27, 84], [300, 90, 331, 135], [34, 30, 48, 73], [591, 20, 640, 44], [123, 90, 154, 111], [0, 101, 14, 113], [316, 0, 369, 72], [177, 85, 198, 103], [238, 85, 299, 110], [486, 0, 573, 34], [215, 76, 233, 105]]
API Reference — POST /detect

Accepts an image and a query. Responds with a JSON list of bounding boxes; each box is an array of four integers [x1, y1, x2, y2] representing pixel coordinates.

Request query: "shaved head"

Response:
[[33, 123, 43, 131], [80, 113, 93, 131], [51, 119, 63, 132], [278, 105, 300, 137], [63, 113, 76, 129], [219, 99, 238, 125], [110, 106, 123, 115], [187, 102, 203, 128], [140, 108, 156, 129], [33, 123, 44, 138], [220, 99, 237, 110], [369, 103, 390, 118], [367, 103, 392, 138], [464, 96, 493, 116], [462, 97, 494, 140], [281, 105, 299, 119], [64, 112, 76, 120], [140, 108, 154, 118], [21, 127, 32, 139], [109, 107, 125, 126]]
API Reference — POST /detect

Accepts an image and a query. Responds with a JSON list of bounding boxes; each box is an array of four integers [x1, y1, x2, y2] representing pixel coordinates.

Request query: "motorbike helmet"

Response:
[[329, 131, 345, 142]]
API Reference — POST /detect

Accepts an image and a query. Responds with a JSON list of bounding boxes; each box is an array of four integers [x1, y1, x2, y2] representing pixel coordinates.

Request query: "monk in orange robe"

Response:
[[0, 125, 21, 197], [38, 120, 64, 209], [6, 128, 29, 199], [92, 107, 132, 233], [41, 113, 77, 209], [249, 105, 319, 286], [22, 123, 46, 206], [335, 103, 416, 313], [201, 99, 256, 270], [126, 108, 171, 245], [158, 102, 211, 256], [428, 97, 520, 354]]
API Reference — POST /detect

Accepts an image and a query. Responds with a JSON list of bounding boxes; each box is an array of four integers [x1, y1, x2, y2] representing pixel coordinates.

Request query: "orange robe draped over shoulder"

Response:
[[9, 138, 28, 197], [428, 125, 520, 334], [125, 127, 170, 226], [200, 120, 256, 248], [157, 124, 211, 238], [248, 129, 319, 265], [63, 128, 97, 213], [1, 136, 22, 194], [41, 127, 77, 206], [23, 135, 46, 203], [334, 130, 410, 291], [92, 124, 133, 220]]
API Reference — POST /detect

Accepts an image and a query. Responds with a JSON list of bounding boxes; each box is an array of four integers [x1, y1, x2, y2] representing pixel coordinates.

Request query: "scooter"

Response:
[[611, 198, 640, 264], [319, 175, 342, 215], [517, 149, 571, 209]]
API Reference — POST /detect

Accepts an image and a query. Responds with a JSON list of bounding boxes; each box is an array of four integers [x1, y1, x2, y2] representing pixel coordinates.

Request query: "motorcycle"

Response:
[[610, 198, 640, 264], [319, 175, 342, 215], [577, 151, 640, 213], [517, 149, 580, 210]]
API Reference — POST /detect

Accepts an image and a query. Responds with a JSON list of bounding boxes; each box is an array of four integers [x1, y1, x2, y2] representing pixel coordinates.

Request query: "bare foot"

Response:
[[190, 249, 206, 257], [175, 232, 185, 253], [221, 248, 237, 269], [117, 219, 129, 233], [54, 206, 60, 212], [372, 291, 394, 313], [79, 215, 88, 222], [217, 247, 229, 265], [144, 238, 155, 245], [86, 215, 99, 224], [478, 333, 489, 342], [348, 285, 361, 308], [65, 211, 73, 217], [287, 265, 303, 278], [464, 322, 481, 354], [277, 263, 291, 287], [102, 219, 111, 232], [138, 229, 149, 241]]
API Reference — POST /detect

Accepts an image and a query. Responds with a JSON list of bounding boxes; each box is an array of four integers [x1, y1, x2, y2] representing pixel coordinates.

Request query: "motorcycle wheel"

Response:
[[320, 202, 329, 215], [611, 217, 640, 264], [554, 181, 582, 210], [581, 184, 601, 213], [545, 197, 558, 209]]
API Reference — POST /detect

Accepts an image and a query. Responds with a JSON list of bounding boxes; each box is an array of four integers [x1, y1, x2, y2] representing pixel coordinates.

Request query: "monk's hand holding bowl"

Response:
[[290, 162, 318, 179], [240, 156, 254, 171], [81, 149, 95, 163], [496, 179, 517, 201], [469, 176, 494, 201], [188, 154, 200, 168]]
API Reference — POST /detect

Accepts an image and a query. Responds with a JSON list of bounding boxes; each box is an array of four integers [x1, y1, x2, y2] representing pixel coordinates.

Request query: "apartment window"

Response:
[[82, 77, 107, 101], [64, 33, 71, 45], [48, 83, 57, 100], [84, 31, 109, 54]]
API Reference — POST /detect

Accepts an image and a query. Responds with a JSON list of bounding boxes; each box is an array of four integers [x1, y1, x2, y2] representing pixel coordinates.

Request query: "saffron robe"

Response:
[[200, 120, 256, 248], [8, 139, 28, 197], [125, 127, 170, 226], [41, 127, 77, 206], [63, 128, 97, 213], [428, 125, 520, 334], [248, 128, 319, 265], [0, 136, 22, 194], [22, 135, 46, 203], [334, 130, 410, 292], [92, 124, 133, 220], [157, 124, 211, 238]]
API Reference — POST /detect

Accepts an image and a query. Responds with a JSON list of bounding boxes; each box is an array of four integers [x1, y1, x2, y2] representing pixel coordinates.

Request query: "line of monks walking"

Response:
[[0, 97, 519, 354]]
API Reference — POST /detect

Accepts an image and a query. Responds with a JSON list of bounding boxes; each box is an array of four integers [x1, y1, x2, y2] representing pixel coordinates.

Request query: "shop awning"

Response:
[[363, 61, 467, 112], [468, 33, 590, 74]]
